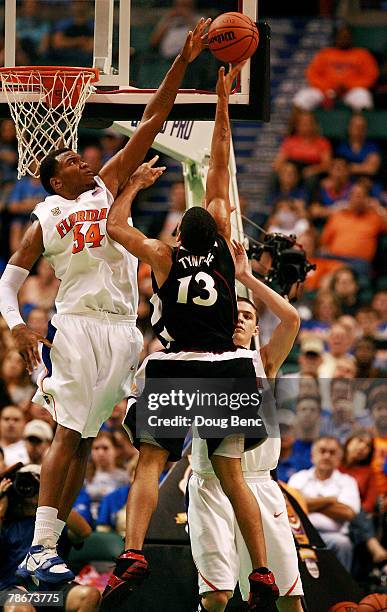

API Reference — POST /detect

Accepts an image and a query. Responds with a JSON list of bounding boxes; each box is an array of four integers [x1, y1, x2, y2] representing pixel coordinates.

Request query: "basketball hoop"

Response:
[[0, 66, 99, 179]]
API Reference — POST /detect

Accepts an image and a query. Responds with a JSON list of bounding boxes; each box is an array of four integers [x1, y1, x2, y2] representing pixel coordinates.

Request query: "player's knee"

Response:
[[4, 605, 35, 612], [65, 585, 101, 611], [52, 424, 82, 452], [277, 595, 303, 612], [202, 590, 232, 612]]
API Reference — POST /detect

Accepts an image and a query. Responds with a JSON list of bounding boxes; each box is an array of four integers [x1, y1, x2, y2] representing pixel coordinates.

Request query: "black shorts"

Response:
[[123, 349, 268, 462]]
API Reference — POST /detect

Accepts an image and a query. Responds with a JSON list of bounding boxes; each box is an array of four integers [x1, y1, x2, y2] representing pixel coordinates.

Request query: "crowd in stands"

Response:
[[0, 0, 386, 596]]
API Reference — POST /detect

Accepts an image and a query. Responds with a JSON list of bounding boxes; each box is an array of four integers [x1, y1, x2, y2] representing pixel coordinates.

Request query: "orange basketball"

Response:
[[328, 602, 358, 612], [208, 12, 259, 63], [358, 593, 387, 611]]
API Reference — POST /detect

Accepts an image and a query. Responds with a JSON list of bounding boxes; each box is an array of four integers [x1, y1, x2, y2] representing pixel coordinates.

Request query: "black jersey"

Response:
[[151, 234, 237, 352]]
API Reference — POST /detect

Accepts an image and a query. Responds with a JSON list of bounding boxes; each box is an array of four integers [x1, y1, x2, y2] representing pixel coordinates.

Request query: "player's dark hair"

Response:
[[179, 207, 217, 255], [237, 297, 258, 323], [39, 148, 72, 195]]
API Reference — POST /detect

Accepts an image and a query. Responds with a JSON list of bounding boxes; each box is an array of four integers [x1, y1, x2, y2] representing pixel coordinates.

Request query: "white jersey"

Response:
[[33, 176, 138, 317], [191, 350, 281, 476]]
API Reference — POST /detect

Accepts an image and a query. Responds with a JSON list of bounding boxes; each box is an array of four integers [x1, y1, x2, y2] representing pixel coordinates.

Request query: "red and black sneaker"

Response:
[[101, 549, 149, 608], [248, 567, 279, 612]]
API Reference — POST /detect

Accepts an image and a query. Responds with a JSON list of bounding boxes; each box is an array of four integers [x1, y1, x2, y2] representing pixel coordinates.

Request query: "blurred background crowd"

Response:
[[0, 0, 386, 596]]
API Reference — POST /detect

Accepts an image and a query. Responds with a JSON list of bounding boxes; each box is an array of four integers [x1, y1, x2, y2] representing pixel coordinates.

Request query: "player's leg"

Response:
[[102, 442, 170, 605], [277, 596, 303, 612], [64, 584, 101, 612], [200, 590, 232, 612], [57, 437, 94, 521]]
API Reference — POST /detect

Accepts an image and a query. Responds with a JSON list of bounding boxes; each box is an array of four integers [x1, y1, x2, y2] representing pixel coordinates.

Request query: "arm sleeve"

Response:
[[0, 264, 29, 329]]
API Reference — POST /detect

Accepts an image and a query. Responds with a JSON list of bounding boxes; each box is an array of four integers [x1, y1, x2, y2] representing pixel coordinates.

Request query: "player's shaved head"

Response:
[[180, 206, 217, 255]]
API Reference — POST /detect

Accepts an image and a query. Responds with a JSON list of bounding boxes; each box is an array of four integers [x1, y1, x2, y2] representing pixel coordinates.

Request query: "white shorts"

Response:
[[188, 471, 303, 600], [33, 312, 143, 438]]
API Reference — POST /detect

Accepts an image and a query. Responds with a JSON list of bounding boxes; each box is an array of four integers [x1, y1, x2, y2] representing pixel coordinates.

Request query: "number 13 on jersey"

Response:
[[177, 272, 218, 306]]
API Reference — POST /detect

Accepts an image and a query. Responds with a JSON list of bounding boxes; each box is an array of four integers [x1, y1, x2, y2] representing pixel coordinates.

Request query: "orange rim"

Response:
[[0, 66, 99, 83]]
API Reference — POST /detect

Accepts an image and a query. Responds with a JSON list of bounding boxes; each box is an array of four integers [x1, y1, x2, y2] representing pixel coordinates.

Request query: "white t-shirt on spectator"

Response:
[[3, 439, 29, 467], [288, 467, 361, 535]]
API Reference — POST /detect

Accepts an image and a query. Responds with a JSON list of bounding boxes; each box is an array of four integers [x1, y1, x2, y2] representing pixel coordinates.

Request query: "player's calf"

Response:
[[200, 590, 232, 612]]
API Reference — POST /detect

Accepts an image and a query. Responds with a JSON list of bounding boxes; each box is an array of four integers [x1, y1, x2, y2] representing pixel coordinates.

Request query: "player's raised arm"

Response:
[[206, 62, 245, 240], [106, 156, 172, 280], [233, 241, 300, 377], [100, 17, 211, 198]]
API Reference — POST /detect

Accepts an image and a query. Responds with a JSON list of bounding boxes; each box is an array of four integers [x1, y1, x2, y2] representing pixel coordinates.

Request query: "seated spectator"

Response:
[[293, 395, 322, 466], [273, 111, 332, 189], [320, 182, 386, 274], [266, 161, 307, 208], [19, 256, 60, 313], [319, 323, 353, 378], [354, 336, 385, 380], [0, 405, 28, 466], [266, 198, 309, 237], [150, 0, 199, 61], [276, 409, 314, 483], [337, 315, 359, 347], [7, 174, 48, 253], [1, 350, 35, 406], [293, 24, 379, 112], [320, 378, 373, 443], [23, 419, 53, 465], [73, 487, 93, 527], [298, 229, 344, 292], [372, 291, 387, 340], [84, 431, 129, 520], [330, 267, 363, 316], [341, 432, 377, 514], [309, 157, 353, 220], [16, 0, 50, 63], [29, 400, 56, 430], [81, 144, 103, 175], [158, 181, 186, 245], [301, 291, 341, 339], [333, 355, 358, 379], [370, 386, 387, 497], [278, 337, 324, 404], [50, 1, 94, 67], [336, 114, 382, 179], [96, 455, 138, 536], [288, 436, 361, 571], [356, 306, 381, 340]]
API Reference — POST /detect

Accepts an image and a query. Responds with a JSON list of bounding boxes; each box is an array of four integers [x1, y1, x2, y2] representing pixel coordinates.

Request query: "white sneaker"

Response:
[[16, 545, 74, 583]]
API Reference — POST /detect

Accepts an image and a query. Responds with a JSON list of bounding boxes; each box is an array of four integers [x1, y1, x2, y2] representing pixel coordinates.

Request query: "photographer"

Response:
[[0, 464, 100, 612]]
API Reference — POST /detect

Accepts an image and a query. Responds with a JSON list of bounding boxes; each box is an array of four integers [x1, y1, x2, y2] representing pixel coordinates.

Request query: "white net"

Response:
[[0, 67, 98, 179]]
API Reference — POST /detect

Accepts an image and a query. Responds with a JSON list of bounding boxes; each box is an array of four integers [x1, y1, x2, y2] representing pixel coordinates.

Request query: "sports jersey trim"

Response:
[[146, 348, 255, 362]]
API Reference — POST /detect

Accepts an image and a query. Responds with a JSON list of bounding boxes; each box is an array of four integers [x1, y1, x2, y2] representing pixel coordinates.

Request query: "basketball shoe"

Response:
[[248, 567, 279, 611], [101, 549, 149, 607], [16, 545, 74, 583]]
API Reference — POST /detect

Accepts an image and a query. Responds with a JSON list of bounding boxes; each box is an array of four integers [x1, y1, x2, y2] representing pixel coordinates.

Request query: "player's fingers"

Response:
[[38, 335, 52, 348], [23, 350, 34, 374], [147, 155, 159, 167], [218, 66, 225, 77], [232, 60, 248, 77], [32, 344, 41, 367]]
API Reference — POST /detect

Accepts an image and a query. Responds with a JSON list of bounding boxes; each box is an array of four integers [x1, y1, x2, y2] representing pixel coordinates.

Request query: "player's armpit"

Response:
[[8, 220, 44, 270]]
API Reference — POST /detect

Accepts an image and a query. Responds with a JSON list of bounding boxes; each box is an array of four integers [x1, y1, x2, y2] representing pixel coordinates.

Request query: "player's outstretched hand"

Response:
[[130, 155, 166, 191], [11, 324, 52, 374], [216, 61, 247, 98], [232, 240, 251, 281], [181, 17, 211, 63]]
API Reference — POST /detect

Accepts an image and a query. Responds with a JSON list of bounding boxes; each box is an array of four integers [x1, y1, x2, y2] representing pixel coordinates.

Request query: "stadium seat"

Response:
[[314, 109, 387, 140], [68, 531, 123, 573], [351, 25, 387, 56]]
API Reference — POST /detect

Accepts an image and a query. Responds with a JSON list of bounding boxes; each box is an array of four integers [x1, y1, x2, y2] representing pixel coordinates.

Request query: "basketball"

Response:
[[328, 602, 358, 612], [208, 12, 259, 63], [358, 594, 387, 611]]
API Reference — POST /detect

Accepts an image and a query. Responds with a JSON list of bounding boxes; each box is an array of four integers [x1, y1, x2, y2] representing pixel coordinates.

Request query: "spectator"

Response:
[[293, 24, 379, 112], [23, 419, 53, 465], [356, 306, 380, 340], [266, 161, 307, 208], [298, 229, 344, 292], [150, 0, 198, 61], [50, 0, 94, 66], [320, 378, 373, 443], [293, 395, 322, 466], [0, 405, 28, 466], [29, 401, 56, 430], [1, 349, 35, 406], [278, 337, 324, 404], [330, 267, 363, 316], [288, 436, 361, 571], [302, 291, 341, 339], [370, 387, 387, 497], [333, 355, 357, 379], [336, 114, 382, 179], [337, 315, 359, 347], [320, 182, 386, 273], [81, 144, 104, 174], [158, 181, 186, 244], [277, 409, 313, 483], [354, 336, 385, 379], [26, 307, 49, 339], [273, 111, 332, 188], [372, 291, 387, 339], [309, 157, 352, 220], [266, 198, 309, 236], [340, 432, 377, 514], [19, 256, 60, 313], [100, 129, 126, 164], [319, 324, 353, 378], [7, 174, 48, 253], [16, 0, 50, 63], [84, 431, 129, 519]]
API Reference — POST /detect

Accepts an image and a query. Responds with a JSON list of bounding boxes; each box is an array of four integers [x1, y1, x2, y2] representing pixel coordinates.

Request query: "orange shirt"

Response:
[[307, 47, 379, 92], [320, 209, 386, 262], [304, 257, 343, 291], [371, 437, 387, 496], [280, 135, 332, 166]]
